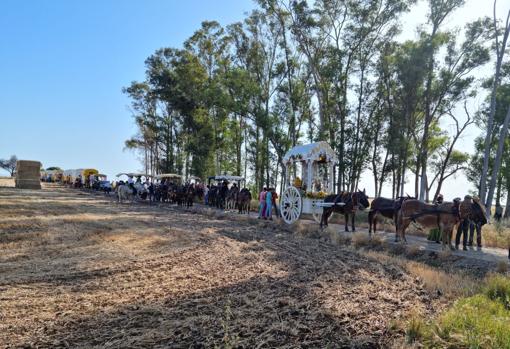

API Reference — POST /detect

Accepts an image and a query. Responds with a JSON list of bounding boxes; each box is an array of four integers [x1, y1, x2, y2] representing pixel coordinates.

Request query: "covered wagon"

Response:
[[280, 142, 340, 224]]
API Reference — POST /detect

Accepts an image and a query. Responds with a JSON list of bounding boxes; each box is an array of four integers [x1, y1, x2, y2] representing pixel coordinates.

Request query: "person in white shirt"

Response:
[[127, 176, 136, 195], [204, 185, 210, 204]]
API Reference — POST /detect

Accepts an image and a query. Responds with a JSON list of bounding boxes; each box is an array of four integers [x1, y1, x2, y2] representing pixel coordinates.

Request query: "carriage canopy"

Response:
[[187, 175, 202, 183], [155, 173, 182, 179], [208, 175, 245, 182], [283, 141, 338, 165], [283, 141, 338, 195], [83, 169, 98, 178]]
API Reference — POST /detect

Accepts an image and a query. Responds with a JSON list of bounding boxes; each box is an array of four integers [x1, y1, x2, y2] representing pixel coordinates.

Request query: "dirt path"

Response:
[[213, 205, 510, 265], [0, 183, 440, 348]]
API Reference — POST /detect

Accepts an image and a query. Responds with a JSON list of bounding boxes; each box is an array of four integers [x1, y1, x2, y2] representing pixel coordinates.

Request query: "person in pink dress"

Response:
[[258, 187, 267, 219]]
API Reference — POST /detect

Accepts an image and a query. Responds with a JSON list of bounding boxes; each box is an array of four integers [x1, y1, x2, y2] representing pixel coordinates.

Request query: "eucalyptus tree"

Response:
[[469, 64, 510, 214], [484, 5, 510, 213], [416, 0, 493, 200], [123, 81, 160, 175], [480, 1, 510, 204], [269, 0, 413, 191], [184, 21, 234, 175]]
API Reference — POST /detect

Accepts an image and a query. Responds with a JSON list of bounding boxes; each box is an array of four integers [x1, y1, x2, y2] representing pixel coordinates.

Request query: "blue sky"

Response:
[[0, 0, 508, 199], [0, 0, 254, 178]]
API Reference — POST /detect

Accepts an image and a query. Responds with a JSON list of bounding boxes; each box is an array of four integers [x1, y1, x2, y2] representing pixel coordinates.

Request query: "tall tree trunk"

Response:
[[480, 2, 510, 202], [414, 163, 420, 198], [255, 125, 260, 190], [504, 188, 510, 218], [419, 20, 441, 201], [377, 151, 389, 198], [486, 105, 510, 216], [235, 114, 242, 176], [496, 174, 503, 206]]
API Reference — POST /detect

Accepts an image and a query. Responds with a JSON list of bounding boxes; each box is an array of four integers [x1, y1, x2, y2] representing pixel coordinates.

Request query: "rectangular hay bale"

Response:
[[15, 179, 41, 189], [15, 160, 42, 189]]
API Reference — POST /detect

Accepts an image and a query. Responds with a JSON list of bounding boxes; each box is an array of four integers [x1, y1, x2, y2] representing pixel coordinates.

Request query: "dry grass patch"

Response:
[[483, 220, 510, 249], [496, 260, 509, 274], [291, 220, 322, 238], [0, 184, 439, 348], [405, 244, 422, 258], [351, 232, 385, 250], [0, 177, 14, 187], [389, 243, 407, 256], [362, 251, 479, 299], [437, 249, 452, 262], [406, 262, 478, 298], [326, 228, 352, 246], [352, 232, 370, 248]]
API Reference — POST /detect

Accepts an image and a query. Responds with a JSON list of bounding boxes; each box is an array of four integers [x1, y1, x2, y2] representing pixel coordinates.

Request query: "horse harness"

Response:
[[409, 201, 461, 229], [333, 192, 357, 213]]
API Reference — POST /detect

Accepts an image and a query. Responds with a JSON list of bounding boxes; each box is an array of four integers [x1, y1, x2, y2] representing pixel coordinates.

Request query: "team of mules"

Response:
[[115, 177, 489, 251], [207, 183, 252, 214], [367, 195, 488, 250], [116, 181, 201, 207]]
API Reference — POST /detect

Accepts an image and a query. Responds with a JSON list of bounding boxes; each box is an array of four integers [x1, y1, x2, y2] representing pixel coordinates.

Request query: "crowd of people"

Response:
[[257, 187, 278, 220]]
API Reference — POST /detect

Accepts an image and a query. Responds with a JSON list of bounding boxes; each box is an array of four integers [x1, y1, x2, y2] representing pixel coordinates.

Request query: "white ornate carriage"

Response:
[[280, 142, 339, 224]]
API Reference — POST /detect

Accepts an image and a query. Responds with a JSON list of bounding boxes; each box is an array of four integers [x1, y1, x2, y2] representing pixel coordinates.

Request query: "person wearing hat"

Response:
[[127, 175, 136, 195], [455, 195, 472, 251], [468, 196, 484, 249]]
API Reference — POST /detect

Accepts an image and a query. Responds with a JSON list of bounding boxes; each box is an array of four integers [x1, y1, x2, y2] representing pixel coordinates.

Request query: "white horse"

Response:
[[134, 182, 148, 199], [117, 184, 135, 203]]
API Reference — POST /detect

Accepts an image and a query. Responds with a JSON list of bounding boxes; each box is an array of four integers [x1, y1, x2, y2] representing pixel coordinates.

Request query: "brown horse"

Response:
[[320, 190, 370, 231], [368, 196, 412, 237], [397, 199, 461, 249]]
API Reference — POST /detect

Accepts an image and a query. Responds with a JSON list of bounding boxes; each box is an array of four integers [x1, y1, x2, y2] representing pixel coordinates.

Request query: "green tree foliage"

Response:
[[124, 0, 507, 203], [0, 155, 17, 176]]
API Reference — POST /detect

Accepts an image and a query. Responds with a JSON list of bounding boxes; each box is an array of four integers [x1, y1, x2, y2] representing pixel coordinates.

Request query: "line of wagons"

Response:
[[46, 141, 490, 251]]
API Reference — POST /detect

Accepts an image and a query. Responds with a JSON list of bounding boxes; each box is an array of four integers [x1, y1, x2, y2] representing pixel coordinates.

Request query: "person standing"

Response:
[[258, 188, 267, 219], [455, 195, 471, 251], [271, 188, 279, 218], [89, 174, 94, 189], [265, 188, 273, 220], [204, 185, 210, 205], [148, 181, 154, 202], [127, 175, 136, 195], [469, 196, 485, 249]]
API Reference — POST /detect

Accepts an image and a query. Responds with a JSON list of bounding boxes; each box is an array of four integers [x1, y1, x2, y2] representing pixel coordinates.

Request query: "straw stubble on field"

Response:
[[1, 183, 434, 348]]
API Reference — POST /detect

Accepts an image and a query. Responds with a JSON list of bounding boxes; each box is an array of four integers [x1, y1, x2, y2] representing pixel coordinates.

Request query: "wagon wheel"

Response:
[[311, 200, 323, 224], [281, 186, 302, 224]]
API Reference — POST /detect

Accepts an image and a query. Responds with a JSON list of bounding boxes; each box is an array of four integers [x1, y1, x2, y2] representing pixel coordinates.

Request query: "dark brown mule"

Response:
[[368, 196, 412, 237], [237, 188, 252, 214], [320, 190, 370, 232], [397, 199, 461, 249], [185, 184, 195, 208]]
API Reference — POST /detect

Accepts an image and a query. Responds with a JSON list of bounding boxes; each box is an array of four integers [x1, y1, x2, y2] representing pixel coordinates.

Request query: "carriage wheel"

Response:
[[281, 186, 302, 224]]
